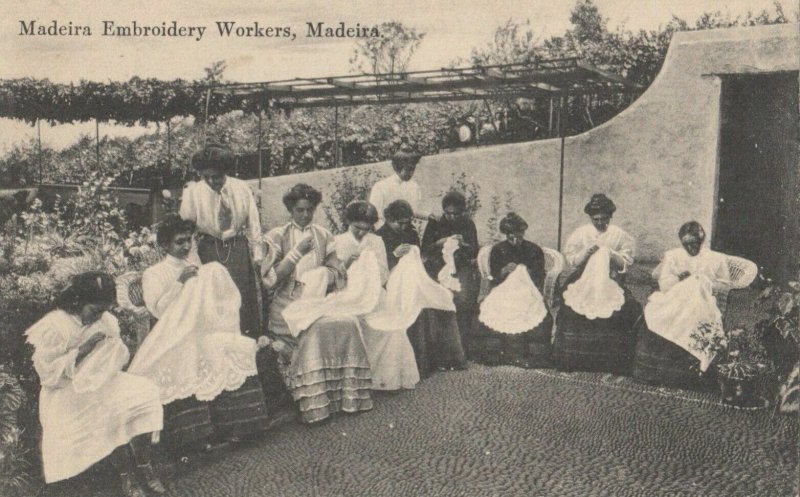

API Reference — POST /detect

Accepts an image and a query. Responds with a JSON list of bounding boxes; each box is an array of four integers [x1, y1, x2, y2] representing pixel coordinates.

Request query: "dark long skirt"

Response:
[[407, 309, 467, 377], [632, 320, 715, 392], [469, 313, 554, 369], [163, 375, 270, 449], [552, 266, 642, 375], [196, 234, 262, 337]]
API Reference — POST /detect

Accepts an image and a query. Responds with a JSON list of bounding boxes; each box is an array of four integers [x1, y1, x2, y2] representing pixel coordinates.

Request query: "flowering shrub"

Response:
[[123, 226, 162, 272], [53, 173, 127, 246], [435, 171, 482, 219], [691, 322, 771, 381], [756, 280, 799, 413], [321, 167, 384, 234]]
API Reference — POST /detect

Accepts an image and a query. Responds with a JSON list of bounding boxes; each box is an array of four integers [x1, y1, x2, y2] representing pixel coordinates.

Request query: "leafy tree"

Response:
[[349, 21, 425, 75], [470, 19, 540, 66]]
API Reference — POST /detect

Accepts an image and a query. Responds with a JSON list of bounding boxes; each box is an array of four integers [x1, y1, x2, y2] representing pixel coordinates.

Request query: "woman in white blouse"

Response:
[[368, 145, 432, 229], [633, 221, 731, 389], [179, 143, 264, 338], [335, 201, 419, 390], [140, 216, 269, 454], [554, 193, 643, 374], [25, 272, 164, 497]]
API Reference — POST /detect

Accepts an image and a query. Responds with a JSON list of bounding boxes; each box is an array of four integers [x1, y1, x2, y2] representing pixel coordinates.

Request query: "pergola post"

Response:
[[166, 118, 172, 175], [36, 119, 43, 183], [557, 95, 567, 251], [95, 118, 100, 168], [333, 103, 339, 168], [203, 88, 212, 146], [257, 109, 263, 191]]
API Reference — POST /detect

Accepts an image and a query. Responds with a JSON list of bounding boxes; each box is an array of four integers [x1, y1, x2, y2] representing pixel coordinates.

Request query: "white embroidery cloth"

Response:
[[366, 246, 455, 331], [437, 236, 462, 292], [563, 247, 625, 319], [72, 337, 131, 394], [335, 232, 390, 285], [282, 250, 383, 337], [479, 265, 548, 334], [644, 274, 723, 371], [129, 262, 258, 404]]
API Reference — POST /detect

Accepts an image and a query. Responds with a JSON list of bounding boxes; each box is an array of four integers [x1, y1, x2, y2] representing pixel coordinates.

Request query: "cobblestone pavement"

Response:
[[46, 364, 798, 497]]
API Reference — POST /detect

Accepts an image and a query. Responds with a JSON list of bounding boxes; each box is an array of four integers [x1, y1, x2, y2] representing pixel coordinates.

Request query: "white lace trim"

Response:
[[479, 265, 548, 334], [563, 247, 624, 319]]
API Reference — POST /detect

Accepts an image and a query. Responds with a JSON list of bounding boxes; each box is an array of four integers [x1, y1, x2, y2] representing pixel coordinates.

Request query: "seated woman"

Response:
[[633, 221, 730, 389], [133, 215, 269, 453], [554, 193, 642, 375], [376, 199, 466, 376], [335, 200, 419, 390], [25, 272, 165, 497], [262, 184, 373, 423], [421, 191, 480, 350], [473, 213, 553, 368]]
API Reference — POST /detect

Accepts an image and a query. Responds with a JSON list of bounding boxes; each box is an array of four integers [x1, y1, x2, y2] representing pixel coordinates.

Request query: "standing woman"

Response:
[[421, 191, 480, 346], [376, 199, 467, 376], [368, 144, 432, 229], [25, 272, 165, 497], [554, 193, 642, 374], [179, 143, 264, 337]]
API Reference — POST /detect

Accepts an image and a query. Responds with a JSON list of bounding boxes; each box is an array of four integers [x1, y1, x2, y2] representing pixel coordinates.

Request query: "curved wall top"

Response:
[[249, 23, 799, 263]]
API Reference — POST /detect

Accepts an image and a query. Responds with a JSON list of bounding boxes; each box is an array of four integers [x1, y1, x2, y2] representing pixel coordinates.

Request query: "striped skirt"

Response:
[[268, 283, 373, 424], [632, 321, 714, 391], [552, 268, 642, 375], [163, 376, 270, 448]]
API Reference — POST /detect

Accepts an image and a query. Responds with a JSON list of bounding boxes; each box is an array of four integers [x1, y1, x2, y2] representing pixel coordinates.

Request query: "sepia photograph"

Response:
[[0, 0, 798, 495]]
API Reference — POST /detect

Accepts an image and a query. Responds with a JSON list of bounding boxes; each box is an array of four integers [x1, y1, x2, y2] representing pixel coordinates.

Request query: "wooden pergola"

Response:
[[209, 57, 642, 249]]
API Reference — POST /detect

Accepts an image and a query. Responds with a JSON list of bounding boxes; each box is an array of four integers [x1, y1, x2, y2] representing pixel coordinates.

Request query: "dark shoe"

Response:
[[136, 463, 167, 494], [120, 472, 147, 497]]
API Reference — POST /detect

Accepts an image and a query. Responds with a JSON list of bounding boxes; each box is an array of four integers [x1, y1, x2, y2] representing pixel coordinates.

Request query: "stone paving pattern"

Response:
[[45, 364, 798, 497]]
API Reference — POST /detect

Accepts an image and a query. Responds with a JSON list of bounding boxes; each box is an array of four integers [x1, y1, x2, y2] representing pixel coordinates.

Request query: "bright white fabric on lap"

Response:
[[437, 236, 462, 292], [367, 246, 455, 331], [644, 274, 723, 371], [479, 265, 548, 334], [129, 262, 258, 403], [563, 247, 624, 319], [72, 337, 131, 394], [282, 250, 383, 336]]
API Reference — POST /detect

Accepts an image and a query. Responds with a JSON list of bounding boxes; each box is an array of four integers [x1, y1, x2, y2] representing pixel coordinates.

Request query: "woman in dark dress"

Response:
[[553, 194, 642, 375], [376, 200, 467, 376], [473, 213, 553, 367], [421, 191, 480, 347]]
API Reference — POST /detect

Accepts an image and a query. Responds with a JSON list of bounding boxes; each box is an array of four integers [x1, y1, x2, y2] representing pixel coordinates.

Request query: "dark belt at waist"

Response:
[[196, 232, 248, 245]]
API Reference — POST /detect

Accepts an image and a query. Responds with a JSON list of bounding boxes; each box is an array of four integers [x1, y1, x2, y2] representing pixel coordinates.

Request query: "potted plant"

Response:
[[692, 323, 772, 407], [756, 280, 799, 413]]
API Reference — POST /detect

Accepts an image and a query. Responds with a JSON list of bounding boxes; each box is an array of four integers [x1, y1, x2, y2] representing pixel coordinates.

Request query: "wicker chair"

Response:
[[476, 243, 564, 312], [115, 271, 152, 347], [650, 254, 758, 319]]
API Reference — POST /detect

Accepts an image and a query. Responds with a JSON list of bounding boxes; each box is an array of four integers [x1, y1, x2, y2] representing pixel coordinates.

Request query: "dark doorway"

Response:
[[714, 72, 799, 281]]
